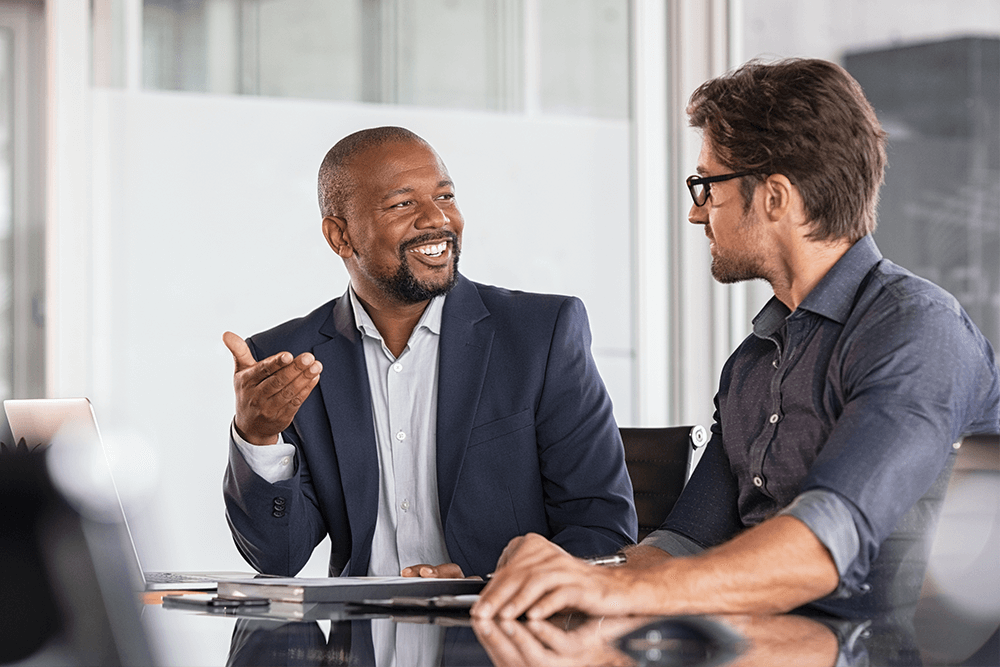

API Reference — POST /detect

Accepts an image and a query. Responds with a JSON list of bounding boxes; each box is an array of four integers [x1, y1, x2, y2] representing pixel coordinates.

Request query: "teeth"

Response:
[[411, 242, 447, 257]]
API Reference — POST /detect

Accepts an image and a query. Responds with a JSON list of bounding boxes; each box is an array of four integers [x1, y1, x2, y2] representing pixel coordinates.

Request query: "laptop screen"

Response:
[[4, 397, 150, 589]]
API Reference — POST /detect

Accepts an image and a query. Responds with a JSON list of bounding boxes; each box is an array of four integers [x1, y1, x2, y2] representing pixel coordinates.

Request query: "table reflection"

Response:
[[204, 607, 930, 667], [225, 615, 492, 667]]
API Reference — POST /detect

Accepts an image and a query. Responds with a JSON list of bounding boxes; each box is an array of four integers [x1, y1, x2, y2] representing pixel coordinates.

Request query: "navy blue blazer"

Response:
[[224, 275, 637, 577]]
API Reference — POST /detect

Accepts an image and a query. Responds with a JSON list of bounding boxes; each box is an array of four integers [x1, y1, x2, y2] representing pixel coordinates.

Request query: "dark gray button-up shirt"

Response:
[[647, 235, 999, 608]]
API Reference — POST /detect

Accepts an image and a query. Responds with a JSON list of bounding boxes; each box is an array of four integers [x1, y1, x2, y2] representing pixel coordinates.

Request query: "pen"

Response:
[[484, 552, 626, 580], [582, 553, 627, 567]]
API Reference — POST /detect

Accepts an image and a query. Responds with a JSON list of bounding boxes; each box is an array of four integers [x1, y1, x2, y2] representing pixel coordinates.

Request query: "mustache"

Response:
[[399, 231, 460, 254]]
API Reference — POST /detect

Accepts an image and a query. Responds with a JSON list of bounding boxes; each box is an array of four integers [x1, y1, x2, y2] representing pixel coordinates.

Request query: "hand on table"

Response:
[[400, 563, 481, 579], [471, 533, 632, 620], [223, 331, 322, 446]]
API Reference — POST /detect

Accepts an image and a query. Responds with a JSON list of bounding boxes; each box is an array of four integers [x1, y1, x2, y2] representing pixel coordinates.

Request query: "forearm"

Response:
[[224, 438, 327, 576], [620, 543, 673, 568], [623, 515, 839, 615]]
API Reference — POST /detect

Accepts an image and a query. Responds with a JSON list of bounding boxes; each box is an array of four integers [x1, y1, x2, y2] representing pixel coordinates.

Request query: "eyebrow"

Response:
[[380, 180, 454, 203]]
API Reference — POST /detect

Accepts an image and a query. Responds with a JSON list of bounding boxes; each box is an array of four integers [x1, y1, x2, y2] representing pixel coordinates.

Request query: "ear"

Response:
[[322, 216, 353, 258], [760, 174, 796, 223]]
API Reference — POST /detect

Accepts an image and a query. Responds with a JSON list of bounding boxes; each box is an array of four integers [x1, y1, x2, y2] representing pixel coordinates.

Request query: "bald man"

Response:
[[223, 127, 637, 579]]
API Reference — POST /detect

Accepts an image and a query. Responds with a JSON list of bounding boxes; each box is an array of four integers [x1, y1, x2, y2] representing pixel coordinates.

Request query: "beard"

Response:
[[709, 208, 771, 285], [378, 231, 461, 304]]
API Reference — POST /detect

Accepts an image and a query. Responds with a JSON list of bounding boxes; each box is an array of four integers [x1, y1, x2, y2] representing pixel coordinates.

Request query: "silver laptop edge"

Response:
[[4, 397, 254, 591]]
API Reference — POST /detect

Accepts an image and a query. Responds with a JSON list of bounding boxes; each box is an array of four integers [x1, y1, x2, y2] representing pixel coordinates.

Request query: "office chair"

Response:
[[620, 425, 708, 542]]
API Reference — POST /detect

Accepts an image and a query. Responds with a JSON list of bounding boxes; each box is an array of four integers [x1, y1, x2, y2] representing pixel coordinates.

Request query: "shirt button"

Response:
[[393, 362, 403, 372], [772, 359, 779, 368], [396, 430, 406, 441], [400, 499, 410, 511], [769, 413, 779, 424], [753, 476, 764, 487], [280, 456, 290, 466]]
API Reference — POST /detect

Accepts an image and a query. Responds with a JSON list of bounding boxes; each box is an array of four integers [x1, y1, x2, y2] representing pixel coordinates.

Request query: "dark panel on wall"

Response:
[[845, 37, 1000, 354]]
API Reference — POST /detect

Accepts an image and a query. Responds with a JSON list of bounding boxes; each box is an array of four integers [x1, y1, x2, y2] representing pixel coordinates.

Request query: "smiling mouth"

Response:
[[408, 241, 449, 258]]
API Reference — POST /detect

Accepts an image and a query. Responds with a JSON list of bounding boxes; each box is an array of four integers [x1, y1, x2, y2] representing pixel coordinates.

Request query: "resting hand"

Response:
[[470, 533, 630, 620], [400, 563, 470, 579], [223, 331, 322, 445]]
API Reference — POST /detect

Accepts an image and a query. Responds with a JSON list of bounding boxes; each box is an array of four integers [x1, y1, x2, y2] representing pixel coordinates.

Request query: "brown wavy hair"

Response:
[[687, 58, 887, 242]]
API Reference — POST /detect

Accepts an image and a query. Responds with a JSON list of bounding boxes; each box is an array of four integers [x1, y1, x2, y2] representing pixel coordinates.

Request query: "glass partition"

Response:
[[0, 28, 12, 399], [742, 0, 1000, 357], [139, 0, 629, 118]]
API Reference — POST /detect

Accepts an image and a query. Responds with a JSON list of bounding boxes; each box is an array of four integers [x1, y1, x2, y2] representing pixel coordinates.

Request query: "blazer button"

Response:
[[272, 510, 285, 518], [273, 497, 286, 506]]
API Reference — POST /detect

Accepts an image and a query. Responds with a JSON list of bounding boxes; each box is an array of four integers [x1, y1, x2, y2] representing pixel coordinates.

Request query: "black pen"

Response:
[[485, 553, 626, 580]]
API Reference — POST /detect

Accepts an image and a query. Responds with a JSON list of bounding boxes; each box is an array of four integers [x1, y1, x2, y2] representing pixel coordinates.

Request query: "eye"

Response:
[[436, 193, 455, 202], [390, 200, 413, 209]]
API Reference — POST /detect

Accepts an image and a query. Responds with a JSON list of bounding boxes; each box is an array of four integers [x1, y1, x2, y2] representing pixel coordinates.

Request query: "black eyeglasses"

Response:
[[686, 171, 758, 207]]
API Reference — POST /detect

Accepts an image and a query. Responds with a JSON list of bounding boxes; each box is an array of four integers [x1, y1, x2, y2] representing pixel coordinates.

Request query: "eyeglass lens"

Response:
[[687, 176, 709, 206]]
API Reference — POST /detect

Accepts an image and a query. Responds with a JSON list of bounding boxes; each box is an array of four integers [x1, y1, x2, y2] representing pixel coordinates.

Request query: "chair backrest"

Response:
[[621, 425, 708, 542]]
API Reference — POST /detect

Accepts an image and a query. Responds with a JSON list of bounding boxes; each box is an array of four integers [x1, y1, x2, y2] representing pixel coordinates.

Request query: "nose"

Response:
[[688, 201, 708, 225], [415, 198, 450, 229]]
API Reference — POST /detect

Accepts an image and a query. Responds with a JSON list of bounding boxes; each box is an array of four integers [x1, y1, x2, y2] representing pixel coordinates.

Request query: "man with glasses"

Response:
[[473, 58, 999, 619]]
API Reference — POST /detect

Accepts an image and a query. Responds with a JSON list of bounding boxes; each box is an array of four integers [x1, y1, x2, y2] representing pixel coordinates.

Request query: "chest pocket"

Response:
[[468, 409, 534, 448]]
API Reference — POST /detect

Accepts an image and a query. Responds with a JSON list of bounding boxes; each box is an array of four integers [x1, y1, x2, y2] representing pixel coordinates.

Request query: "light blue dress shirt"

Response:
[[234, 286, 451, 575]]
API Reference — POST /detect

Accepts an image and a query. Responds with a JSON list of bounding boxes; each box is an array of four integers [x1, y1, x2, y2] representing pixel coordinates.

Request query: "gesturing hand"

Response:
[[223, 331, 323, 445]]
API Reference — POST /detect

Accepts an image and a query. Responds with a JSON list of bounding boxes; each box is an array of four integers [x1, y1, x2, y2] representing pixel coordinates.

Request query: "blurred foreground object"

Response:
[[0, 448, 154, 666], [917, 433, 1000, 665]]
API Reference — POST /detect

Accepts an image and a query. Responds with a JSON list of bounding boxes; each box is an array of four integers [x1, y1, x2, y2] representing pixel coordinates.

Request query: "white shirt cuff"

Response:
[[231, 421, 296, 484]]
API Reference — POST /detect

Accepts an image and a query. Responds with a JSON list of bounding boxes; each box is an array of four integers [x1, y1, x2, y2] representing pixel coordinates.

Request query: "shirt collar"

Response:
[[347, 284, 446, 342], [753, 235, 883, 338]]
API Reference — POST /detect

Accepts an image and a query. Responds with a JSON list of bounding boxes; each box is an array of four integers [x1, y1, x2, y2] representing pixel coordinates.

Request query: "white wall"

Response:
[[89, 89, 631, 573]]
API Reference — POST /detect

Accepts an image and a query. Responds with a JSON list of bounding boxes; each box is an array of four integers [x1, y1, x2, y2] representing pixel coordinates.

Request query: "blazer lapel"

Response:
[[315, 293, 379, 563], [436, 276, 494, 526]]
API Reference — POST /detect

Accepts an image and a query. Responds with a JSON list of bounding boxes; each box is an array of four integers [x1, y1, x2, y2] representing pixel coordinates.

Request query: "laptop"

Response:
[[4, 397, 259, 591]]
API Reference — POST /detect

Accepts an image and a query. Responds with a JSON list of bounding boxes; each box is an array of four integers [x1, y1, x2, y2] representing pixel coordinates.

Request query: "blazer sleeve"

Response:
[[533, 296, 638, 555], [222, 341, 330, 577]]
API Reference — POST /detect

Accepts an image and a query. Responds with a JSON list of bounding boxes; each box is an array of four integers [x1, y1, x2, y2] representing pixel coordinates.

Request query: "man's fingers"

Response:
[[223, 331, 258, 372], [431, 563, 465, 578], [495, 535, 526, 570], [477, 564, 583, 620], [401, 564, 429, 577], [247, 352, 320, 397], [524, 587, 578, 620], [495, 576, 562, 619], [400, 562, 465, 578], [230, 345, 321, 445], [473, 534, 568, 618], [251, 370, 321, 430]]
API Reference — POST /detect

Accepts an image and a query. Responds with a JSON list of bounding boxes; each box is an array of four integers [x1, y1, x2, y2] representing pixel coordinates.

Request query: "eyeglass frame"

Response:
[[685, 171, 760, 207]]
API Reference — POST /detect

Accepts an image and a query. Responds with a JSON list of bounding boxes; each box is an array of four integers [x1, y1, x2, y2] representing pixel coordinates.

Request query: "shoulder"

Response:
[[843, 259, 998, 388], [247, 297, 342, 357], [465, 280, 585, 322], [868, 260, 962, 313], [854, 260, 988, 349]]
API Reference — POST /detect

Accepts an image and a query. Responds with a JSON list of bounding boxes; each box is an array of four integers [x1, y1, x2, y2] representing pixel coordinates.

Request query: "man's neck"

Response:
[[769, 236, 854, 311], [353, 290, 429, 358]]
